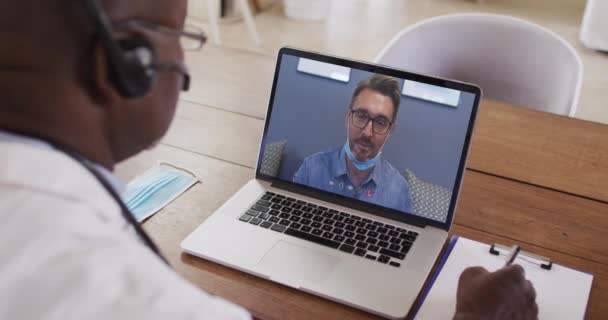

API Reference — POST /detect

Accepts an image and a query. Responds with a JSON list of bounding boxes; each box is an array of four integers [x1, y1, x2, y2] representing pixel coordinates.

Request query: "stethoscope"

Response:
[[8, 131, 170, 266]]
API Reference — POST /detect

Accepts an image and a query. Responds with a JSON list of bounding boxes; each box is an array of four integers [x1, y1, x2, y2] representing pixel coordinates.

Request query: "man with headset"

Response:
[[0, 1, 537, 319]]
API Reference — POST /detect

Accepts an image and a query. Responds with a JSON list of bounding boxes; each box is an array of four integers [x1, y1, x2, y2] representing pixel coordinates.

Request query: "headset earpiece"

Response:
[[115, 36, 158, 98], [84, 0, 157, 98]]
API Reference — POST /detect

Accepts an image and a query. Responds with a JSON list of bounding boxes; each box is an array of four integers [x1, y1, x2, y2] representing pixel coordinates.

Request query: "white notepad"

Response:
[[413, 236, 594, 320]]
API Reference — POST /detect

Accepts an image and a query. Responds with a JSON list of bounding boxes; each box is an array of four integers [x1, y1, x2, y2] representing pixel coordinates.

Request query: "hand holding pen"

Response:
[[504, 245, 522, 267], [453, 245, 538, 320]]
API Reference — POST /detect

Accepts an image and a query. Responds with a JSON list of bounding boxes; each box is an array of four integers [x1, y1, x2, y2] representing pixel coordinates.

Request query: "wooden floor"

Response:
[[187, 0, 608, 125]]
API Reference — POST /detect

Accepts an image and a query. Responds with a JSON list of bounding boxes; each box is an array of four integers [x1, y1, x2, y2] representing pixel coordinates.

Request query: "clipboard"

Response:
[[410, 236, 594, 320]]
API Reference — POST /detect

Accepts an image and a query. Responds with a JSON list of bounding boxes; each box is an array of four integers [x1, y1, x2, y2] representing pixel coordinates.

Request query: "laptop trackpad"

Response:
[[257, 240, 340, 286]]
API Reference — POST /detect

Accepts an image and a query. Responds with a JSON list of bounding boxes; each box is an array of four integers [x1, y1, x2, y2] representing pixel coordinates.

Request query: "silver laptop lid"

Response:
[[255, 47, 481, 231]]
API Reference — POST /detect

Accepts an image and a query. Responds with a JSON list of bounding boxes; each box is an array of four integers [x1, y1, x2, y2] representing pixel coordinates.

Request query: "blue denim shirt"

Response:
[[293, 147, 412, 213]]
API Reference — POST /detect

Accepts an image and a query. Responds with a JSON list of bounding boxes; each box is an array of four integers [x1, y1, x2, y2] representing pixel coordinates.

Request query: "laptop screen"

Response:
[[256, 48, 480, 230]]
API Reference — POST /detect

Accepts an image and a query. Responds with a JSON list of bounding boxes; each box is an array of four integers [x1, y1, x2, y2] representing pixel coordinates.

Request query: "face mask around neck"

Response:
[[343, 141, 382, 171], [344, 123, 388, 171]]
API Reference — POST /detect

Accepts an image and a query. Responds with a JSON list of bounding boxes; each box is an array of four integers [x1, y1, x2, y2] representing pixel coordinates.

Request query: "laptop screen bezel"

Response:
[[255, 47, 481, 231]]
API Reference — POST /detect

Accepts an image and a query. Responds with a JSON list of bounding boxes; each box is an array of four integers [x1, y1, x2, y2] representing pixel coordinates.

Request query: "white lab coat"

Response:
[[0, 140, 250, 320]]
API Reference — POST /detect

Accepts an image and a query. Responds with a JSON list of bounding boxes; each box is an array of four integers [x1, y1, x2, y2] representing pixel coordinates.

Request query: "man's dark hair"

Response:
[[349, 74, 401, 120]]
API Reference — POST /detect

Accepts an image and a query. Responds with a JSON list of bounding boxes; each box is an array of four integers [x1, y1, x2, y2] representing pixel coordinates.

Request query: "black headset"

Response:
[[83, 0, 157, 98], [76, 0, 170, 265]]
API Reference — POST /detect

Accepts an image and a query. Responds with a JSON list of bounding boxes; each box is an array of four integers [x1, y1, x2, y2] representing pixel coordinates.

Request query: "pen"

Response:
[[504, 245, 521, 267]]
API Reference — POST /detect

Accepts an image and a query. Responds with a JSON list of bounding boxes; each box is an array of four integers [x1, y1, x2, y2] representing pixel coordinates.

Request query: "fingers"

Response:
[[526, 299, 539, 320], [524, 279, 538, 319], [498, 265, 539, 319], [456, 264, 539, 320], [525, 279, 536, 301], [504, 264, 526, 279], [459, 266, 489, 283], [492, 264, 526, 284], [502, 265, 536, 300], [456, 266, 489, 300]]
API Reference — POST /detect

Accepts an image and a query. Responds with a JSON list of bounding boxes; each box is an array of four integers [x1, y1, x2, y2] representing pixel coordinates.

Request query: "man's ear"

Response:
[[91, 42, 120, 104], [345, 109, 350, 129], [383, 120, 396, 141], [389, 122, 397, 136]]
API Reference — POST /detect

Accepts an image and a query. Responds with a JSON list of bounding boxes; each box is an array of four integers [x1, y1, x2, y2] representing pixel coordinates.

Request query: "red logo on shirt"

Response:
[[367, 189, 374, 198]]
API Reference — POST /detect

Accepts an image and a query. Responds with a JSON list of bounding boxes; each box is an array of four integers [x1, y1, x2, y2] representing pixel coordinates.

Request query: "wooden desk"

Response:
[[115, 45, 608, 319], [469, 101, 608, 203]]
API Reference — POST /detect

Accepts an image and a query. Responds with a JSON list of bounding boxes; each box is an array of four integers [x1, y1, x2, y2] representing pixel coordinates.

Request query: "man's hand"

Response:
[[454, 264, 538, 320]]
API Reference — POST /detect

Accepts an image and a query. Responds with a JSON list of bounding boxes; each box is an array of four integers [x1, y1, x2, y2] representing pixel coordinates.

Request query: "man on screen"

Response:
[[293, 74, 412, 213]]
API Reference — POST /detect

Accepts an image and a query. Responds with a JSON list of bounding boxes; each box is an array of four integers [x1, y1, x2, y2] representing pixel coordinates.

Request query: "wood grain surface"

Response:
[[471, 100, 608, 202]]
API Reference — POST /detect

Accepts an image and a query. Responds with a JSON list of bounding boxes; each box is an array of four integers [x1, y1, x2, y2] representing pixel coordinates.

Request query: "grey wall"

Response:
[[261, 54, 476, 190]]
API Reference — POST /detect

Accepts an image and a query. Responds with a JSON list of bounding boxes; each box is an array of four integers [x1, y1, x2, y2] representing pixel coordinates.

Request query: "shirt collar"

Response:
[[335, 145, 383, 186], [0, 130, 127, 195], [335, 146, 348, 178]]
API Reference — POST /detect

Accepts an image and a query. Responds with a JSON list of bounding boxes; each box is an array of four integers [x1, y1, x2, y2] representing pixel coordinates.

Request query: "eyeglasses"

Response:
[[112, 20, 207, 92], [350, 108, 393, 135], [152, 61, 191, 91], [114, 20, 207, 51]]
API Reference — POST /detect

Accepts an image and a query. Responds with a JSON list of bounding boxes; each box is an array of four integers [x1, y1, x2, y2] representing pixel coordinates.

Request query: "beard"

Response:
[[350, 136, 377, 161]]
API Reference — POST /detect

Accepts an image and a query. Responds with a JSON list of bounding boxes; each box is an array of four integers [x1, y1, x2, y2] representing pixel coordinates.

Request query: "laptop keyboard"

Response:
[[238, 191, 419, 268]]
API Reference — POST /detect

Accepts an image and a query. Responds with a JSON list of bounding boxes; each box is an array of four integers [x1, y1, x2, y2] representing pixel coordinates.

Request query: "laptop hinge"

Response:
[[270, 180, 427, 229]]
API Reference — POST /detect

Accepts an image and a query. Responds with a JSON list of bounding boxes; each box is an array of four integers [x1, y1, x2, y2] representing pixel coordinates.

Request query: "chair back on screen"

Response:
[[375, 14, 582, 117]]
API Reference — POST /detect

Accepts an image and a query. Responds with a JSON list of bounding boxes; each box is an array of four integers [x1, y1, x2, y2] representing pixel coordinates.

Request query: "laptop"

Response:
[[181, 47, 481, 319]]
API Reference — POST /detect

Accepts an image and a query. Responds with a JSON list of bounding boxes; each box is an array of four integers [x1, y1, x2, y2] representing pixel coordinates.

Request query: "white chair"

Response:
[[375, 14, 582, 117], [206, 0, 261, 46], [580, 0, 608, 52]]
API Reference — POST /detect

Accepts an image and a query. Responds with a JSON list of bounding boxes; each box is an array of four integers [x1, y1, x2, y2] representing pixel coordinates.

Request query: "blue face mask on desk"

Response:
[[122, 165, 199, 222]]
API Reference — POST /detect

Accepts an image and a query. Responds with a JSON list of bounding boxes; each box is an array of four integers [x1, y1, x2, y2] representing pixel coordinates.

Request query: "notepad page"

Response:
[[415, 237, 594, 320]]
